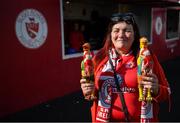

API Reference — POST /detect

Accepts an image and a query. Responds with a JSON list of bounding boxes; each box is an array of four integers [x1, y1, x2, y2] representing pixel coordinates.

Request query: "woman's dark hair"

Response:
[[93, 13, 140, 71]]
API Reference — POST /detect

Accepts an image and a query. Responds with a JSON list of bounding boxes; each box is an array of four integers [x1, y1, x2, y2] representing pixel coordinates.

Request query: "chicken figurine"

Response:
[[137, 37, 154, 123], [81, 43, 96, 100], [137, 37, 153, 102]]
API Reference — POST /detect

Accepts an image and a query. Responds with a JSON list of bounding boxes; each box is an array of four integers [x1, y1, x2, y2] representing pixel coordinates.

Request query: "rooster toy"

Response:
[[81, 43, 96, 100], [137, 37, 154, 122]]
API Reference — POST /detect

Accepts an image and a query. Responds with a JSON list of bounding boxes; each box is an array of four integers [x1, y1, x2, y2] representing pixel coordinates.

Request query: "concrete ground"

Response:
[[1, 57, 180, 122]]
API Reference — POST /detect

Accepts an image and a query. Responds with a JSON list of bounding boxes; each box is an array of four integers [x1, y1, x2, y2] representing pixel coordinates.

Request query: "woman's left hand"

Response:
[[140, 73, 159, 96]]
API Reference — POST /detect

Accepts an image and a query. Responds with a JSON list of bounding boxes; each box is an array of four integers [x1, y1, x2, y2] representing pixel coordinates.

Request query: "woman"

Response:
[[80, 13, 170, 122]]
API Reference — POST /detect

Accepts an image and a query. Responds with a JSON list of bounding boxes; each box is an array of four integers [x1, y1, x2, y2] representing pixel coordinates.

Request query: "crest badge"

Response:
[[15, 9, 48, 49], [25, 17, 39, 39]]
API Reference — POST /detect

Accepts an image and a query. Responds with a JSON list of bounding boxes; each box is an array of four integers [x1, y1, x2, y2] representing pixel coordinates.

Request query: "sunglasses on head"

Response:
[[111, 13, 135, 24]]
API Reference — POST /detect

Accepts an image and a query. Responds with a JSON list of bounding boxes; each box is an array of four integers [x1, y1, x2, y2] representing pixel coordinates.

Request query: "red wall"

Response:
[[151, 8, 180, 61], [0, 0, 82, 117]]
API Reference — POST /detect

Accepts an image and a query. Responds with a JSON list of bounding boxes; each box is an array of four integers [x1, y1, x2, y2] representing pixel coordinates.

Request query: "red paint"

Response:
[[0, 0, 82, 117], [151, 8, 180, 61]]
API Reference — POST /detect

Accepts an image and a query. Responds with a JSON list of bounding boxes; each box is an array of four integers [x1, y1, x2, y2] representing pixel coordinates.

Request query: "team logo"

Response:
[[15, 9, 48, 49], [141, 101, 153, 118], [100, 74, 123, 105], [155, 16, 162, 35], [125, 61, 135, 69], [101, 79, 113, 105]]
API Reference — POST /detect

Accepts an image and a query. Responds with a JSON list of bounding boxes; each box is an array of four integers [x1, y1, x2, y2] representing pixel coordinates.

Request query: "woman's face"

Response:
[[111, 21, 134, 55]]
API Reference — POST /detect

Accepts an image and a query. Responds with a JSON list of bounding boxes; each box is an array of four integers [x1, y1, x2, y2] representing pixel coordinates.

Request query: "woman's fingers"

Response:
[[80, 78, 87, 84], [140, 73, 159, 95], [81, 82, 94, 89], [141, 81, 155, 88], [80, 79, 95, 98], [141, 73, 158, 84]]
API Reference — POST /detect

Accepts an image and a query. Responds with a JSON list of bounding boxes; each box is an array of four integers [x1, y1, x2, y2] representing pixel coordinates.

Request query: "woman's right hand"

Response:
[[80, 78, 95, 100]]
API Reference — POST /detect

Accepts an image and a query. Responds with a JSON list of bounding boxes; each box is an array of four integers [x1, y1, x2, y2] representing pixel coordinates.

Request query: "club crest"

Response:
[[15, 9, 48, 49], [25, 17, 39, 39]]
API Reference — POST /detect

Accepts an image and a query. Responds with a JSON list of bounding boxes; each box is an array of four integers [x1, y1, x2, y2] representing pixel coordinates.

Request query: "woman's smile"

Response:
[[111, 21, 134, 55]]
